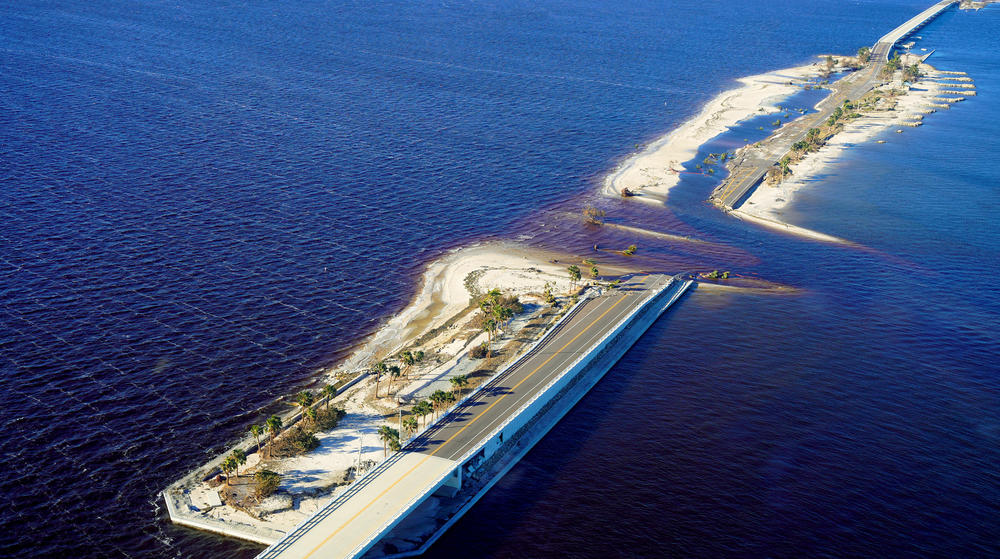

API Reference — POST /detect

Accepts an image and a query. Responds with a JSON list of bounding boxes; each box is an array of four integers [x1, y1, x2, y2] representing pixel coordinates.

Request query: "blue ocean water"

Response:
[[1, 1, 997, 557]]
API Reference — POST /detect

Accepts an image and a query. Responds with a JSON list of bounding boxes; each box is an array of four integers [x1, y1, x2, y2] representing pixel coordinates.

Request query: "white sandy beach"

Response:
[[603, 60, 830, 202], [736, 61, 967, 233], [181, 242, 614, 536]]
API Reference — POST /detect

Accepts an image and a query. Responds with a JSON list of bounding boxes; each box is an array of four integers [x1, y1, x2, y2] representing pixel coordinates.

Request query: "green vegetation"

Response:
[[450, 374, 469, 396], [542, 281, 556, 305], [769, 99, 863, 184], [254, 470, 281, 499], [413, 400, 433, 427], [399, 349, 425, 382], [386, 364, 402, 396], [295, 390, 313, 411], [322, 384, 338, 409], [567, 265, 581, 292], [623, 244, 637, 256], [470, 342, 488, 359], [402, 416, 418, 439], [373, 361, 388, 398], [378, 425, 400, 457], [857, 46, 871, 66], [902, 63, 921, 83], [249, 424, 264, 454], [882, 53, 902, 78], [272, 425, 320, 456], [220, 455, 237, 485], [265, 415, 282, 459], [476, 288, 522, 357], [590, 265, 599, 279], [704, 270, 731, 279], [429, 389, 455, 421]]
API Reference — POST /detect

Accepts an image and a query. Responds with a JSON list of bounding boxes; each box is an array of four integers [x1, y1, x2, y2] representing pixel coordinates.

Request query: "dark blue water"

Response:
[[2, 1, 997, 557]]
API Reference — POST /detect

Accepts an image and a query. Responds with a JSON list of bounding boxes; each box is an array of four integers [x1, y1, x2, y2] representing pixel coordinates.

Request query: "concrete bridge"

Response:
[[255, 274, 692, 559], [710, 0, 955, 211]]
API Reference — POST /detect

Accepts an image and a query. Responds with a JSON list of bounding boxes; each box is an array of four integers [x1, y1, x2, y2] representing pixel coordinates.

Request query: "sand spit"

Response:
[[602, 60, 833, 202], [737, 61, 968, 236], [167, 242, 624, 539]]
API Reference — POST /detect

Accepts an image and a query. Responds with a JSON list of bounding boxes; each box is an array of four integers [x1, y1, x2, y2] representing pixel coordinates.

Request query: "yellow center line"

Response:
[[300, 291, 632, 558]]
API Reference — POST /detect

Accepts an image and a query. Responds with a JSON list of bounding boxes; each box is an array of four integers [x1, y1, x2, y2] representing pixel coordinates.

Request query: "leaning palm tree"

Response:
[[304, 407, 317, 428], [399, 350, 415, 380], [230, 449, 247, 478], [265, 415, 282, 459], [322, 384, 337, 410], [373, 361, 388, 398], [221, 456, 236, 486], [249, 424, 264, 455]]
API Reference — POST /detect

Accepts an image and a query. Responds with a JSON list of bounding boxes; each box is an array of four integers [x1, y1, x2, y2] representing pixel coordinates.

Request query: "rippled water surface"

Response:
[[1, 1, 998, 557]]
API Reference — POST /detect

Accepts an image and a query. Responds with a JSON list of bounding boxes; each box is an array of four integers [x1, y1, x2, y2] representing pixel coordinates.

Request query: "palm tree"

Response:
[[400, 350, 414, 380], [414, 401, 432, 428], [412, 350, 424, 377], [377, 425, 399, 457], [430, 390, 449, 420], [322, 384, 337, 410], [230, 449, 247, 478], [450, 374, 468, 397], [221, 456, 236, 486], [568, 265, 581, 292], [249, 424, 264, 455], [295, 390, 314, 412], [402, 416, 418, 440], [387, 365, 402, 396], [265, 415, 282, 459], [373, 361, 388, 398], [442, 391, 456, 411], [304, 407, 317, 427], [590, 266, 599, 280]]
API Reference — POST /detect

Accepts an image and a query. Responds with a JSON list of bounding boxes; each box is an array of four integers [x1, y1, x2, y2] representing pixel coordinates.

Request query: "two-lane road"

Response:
[[258, 274, 675, 559]]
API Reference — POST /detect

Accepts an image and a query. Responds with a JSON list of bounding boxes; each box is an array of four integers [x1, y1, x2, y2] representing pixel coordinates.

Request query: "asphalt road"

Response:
[[258, 274, 674, 559], [410, 273, 672, 461], [710, 0, 954, 210]]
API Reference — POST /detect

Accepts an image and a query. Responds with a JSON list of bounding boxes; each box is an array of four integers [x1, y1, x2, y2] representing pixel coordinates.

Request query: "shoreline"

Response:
[[163, 241, 638, 542], [602, 60, 830, 201], [736, 60, 972, 229]]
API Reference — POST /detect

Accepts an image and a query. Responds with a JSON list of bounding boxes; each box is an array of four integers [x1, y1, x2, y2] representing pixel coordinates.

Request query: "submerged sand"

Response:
[[736, 61, 966, 233], [603, 61, 829, 202]]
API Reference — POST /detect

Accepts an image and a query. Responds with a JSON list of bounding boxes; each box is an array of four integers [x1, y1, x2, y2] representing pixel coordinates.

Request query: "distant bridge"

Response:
[[710, 0, 955, 211]]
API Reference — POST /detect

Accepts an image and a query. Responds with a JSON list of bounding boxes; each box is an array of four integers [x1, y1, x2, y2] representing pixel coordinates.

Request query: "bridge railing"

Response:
[[342, 276, 687, 559], [255, 288, 599, 558]]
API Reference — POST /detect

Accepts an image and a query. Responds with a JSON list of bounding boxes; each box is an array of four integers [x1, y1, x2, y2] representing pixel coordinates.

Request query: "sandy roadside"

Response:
[[602, 60, 829, 202], [736, 61, 969, 232], [182, 241, 636, 536]]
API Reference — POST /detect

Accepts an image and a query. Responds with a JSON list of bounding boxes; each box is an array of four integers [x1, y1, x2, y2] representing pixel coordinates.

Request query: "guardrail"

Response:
[[256, 288, 599, 558], [340, 276, 685, 558]]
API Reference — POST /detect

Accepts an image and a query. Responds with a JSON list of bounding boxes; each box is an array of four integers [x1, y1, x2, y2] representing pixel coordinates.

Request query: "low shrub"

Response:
[[255, 470, 281, 499]]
